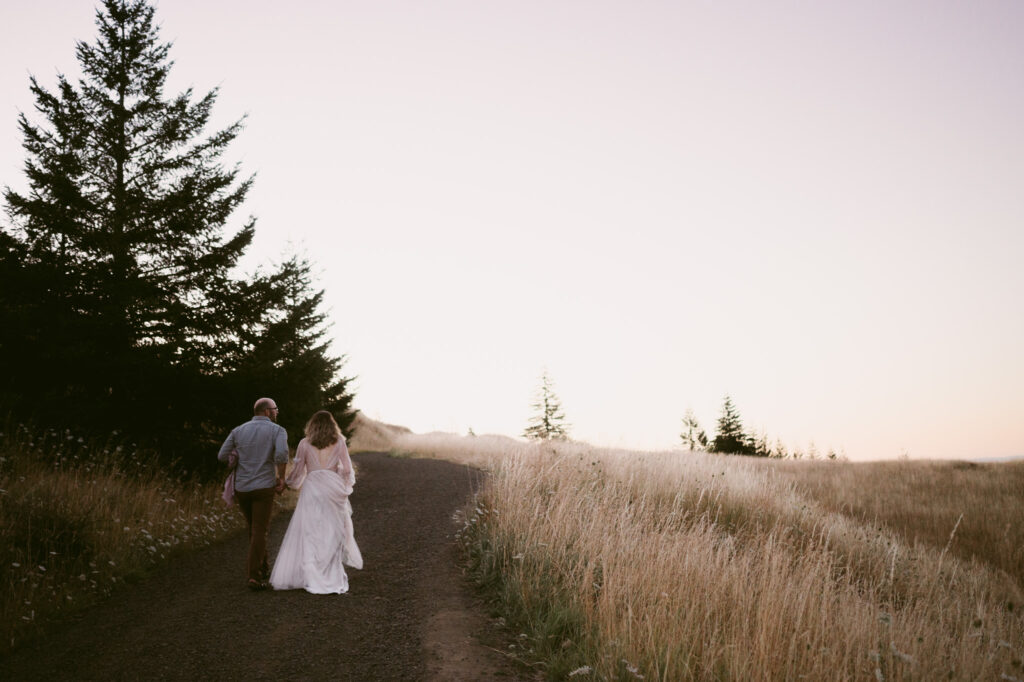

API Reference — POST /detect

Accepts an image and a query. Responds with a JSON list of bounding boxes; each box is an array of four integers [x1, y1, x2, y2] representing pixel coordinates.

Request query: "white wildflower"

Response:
[[621, 660, 644, 679], [568, 666, 592, 677]]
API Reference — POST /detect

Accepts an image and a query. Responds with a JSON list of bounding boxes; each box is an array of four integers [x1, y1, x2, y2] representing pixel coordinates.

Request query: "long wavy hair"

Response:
[[304, 410, 342, 450]]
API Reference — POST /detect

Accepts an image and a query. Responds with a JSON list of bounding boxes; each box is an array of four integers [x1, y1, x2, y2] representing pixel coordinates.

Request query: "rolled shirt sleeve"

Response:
[[217, 430, 237, 464], [274, 426, 289, 464]]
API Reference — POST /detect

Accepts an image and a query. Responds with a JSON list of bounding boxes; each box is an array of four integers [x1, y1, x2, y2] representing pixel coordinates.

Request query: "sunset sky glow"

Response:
[[2, 1, 1022, 459]]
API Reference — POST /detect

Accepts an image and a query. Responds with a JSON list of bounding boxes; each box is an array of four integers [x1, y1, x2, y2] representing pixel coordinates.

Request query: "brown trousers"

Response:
[[234, 487, 275, 581]]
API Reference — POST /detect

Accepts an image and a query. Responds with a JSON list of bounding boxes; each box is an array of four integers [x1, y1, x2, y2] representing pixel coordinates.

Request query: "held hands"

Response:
[[274, 477, 287, 494]]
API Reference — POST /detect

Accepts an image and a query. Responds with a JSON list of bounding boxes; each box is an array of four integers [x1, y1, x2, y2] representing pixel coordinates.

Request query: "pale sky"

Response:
[[2, 1, 1022, 459]]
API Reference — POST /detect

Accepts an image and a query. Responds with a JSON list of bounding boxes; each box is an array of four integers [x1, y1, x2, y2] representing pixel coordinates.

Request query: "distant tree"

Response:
[[709, 395, 756, 455], [523, 371, 570, 441], [679, 408, 708, 451], [771, 437, 789, 459], [752, 429, 771, 458]]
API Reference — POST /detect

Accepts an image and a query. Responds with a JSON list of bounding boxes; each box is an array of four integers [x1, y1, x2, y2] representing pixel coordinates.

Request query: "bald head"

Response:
[[253, 397, 279, 420]]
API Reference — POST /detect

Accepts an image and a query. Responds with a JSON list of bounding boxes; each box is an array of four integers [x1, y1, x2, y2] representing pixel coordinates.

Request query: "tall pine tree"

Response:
[[1, 0, 356, 461], [226, 255, 358, 445]]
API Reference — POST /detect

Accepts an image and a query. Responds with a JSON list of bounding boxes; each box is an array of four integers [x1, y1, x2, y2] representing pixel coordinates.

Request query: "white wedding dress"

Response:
[[270, 437, 363, 594]]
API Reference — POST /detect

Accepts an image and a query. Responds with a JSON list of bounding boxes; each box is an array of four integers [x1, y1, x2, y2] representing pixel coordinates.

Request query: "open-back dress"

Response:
[[270, 436, 363, 593]]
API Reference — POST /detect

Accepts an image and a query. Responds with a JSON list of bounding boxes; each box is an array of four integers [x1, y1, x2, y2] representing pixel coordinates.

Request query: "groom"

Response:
[[218, 397, 289, 590]]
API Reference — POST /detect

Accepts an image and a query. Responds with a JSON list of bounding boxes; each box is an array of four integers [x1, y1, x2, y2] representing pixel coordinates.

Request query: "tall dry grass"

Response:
[[771, 458, 1024, 586], [385, 428, 1024, 681], [0, 423, 241, 653], [347, 412, 413, 453]]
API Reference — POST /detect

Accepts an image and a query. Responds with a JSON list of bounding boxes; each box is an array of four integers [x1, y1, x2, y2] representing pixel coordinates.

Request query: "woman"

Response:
[[270, 410, 363, 594]]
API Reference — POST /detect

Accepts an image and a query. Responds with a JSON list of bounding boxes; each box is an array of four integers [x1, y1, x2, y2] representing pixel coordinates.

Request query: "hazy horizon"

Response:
[[2, 1, 1022, 460]]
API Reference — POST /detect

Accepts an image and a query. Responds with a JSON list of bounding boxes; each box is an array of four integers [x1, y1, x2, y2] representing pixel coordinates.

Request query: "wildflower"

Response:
[[621, 660, 644, 679], [568, 666, 592, 677]]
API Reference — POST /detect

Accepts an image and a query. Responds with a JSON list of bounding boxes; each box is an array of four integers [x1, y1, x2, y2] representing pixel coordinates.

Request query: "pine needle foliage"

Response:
[[709, 395, 757, 455], [523, 371, 570, 441], [0, 0, 356, 466]]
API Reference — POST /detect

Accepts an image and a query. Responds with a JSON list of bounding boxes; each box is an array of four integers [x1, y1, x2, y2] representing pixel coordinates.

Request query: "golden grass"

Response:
[[379, 425, 1024, 681], [0, 423, 242, 653], [772, 458, 1024, 586], [348, 411, 413, 453]]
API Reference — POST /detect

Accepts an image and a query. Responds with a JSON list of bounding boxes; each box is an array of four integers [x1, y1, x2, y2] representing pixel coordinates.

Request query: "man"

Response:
[[218, 397, 289, 590]]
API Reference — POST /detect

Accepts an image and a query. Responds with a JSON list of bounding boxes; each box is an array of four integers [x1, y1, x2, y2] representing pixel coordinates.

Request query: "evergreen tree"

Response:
[[0, 1, 357, 462], [752, 429, 771, 458], [226, 255, 358, 446], [679, 408, 708, 451], [3, 0, 254, 428], [709, 395, 755, 455], [523, 371, 570, 441]]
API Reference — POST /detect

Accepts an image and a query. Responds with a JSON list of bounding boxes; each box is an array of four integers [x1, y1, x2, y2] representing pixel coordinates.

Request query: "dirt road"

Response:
[[1, 453, 524, 681]]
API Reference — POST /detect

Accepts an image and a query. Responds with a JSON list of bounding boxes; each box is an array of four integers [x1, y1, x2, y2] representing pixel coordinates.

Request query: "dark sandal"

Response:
[[247, 578, 269, 591]]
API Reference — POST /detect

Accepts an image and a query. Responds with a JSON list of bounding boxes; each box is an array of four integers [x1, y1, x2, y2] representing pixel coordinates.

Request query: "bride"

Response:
[[270, 410, 363, 594]]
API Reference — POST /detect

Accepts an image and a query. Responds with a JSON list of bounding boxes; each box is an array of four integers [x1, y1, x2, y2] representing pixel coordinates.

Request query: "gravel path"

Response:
[[1, 452, 525, 681]]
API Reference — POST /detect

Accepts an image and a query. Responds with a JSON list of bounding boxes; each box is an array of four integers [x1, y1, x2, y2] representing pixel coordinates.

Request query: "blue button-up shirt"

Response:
[[218, 416, 289, 492]]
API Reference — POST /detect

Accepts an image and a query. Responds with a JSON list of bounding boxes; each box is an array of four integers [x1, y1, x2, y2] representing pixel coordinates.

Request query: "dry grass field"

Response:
[[4, 413, 1020, 680], [0, 424, 238, 653], [383, 426, 1024, 681]]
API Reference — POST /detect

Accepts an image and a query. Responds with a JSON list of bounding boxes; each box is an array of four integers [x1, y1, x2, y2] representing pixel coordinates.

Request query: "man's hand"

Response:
[[274, 477, 286, 494]]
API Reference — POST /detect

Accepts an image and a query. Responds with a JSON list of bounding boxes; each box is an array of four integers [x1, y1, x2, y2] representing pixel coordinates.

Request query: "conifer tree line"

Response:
[[0, 0, 356, 471], [522, 373, 839, 458], [682, 395, 843, 459]]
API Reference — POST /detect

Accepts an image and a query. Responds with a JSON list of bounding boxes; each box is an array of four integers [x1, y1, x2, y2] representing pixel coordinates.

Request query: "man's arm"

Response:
[[274, 427, 289, 493], [216, 430, 236, 463]]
